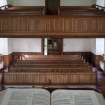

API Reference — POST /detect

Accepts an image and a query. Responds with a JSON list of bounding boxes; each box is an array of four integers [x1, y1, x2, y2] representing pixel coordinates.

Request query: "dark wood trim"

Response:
[[1, 33, 105, 38], [41, 38, 44, 55], [63, 52, 82, 55], [12, 52, 43, 55]]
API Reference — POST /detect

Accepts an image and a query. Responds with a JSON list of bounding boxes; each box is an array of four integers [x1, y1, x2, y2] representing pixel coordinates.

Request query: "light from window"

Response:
[[0, 0, 8, 10], [96, 0, 105, 7], [96, 38, 104, 55]]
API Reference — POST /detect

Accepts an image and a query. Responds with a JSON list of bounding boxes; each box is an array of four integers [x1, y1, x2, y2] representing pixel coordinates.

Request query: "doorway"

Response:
[[45, 0, 60, 15], [42, 38, 63, 55]]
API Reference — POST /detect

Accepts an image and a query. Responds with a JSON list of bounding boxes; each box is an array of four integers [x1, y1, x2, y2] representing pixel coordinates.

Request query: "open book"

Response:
[[0, 88, 105, 105]]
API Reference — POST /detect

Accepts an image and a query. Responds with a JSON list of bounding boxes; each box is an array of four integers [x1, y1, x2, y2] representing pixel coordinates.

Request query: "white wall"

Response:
[[63, 38, 91, 52], [0, 38, 8, 55], [7, 0, 45, 6], [1, 38, 104, 55], [8, 38, 42, 52], [90, 38, 96, 54], [8, 38, 13, 54], [61, 0, 96, 6], [7, 0, 96, 6], [9, 38, 92, 53]]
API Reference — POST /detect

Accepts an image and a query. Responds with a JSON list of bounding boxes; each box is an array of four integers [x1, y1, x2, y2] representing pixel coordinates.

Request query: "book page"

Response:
[[1, 88, 50, 105], [32, 90, 50, 105], [75, 95, 94, 105], [51, 90, 101, 105]]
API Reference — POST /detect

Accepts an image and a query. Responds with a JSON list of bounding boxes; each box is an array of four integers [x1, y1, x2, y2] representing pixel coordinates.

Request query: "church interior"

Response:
[[0, 0, 105, 105]]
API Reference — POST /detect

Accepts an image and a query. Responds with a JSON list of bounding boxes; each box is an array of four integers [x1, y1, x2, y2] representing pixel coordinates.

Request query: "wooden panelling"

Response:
[[72, 17, 97, 33], [0, 16, 47, 36], [48, 17, 98, 33], [4, 72, 96, 85], [97, 17, 105, 33], [0, 10, 105, 37]]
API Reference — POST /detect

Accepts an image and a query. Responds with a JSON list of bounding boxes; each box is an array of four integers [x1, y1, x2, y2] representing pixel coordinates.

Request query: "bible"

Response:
[[0, 88, 105, 105]]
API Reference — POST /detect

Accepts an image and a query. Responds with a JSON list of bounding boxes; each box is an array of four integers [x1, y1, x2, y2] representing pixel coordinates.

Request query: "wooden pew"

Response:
[[5, 54, 96, 88], [10, 60, 88, 65], [9, 66, 92, 72], [12, 64, 90, 68], [13, 54, 82, 61], [3, 72, 96, 85], [9, 54, 92, 73]]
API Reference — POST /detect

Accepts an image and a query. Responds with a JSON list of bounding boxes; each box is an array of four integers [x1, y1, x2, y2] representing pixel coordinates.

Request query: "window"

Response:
[[0, 0, 8, 10], [96, 38, 104, 55], [96, 0, 105, 7]]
